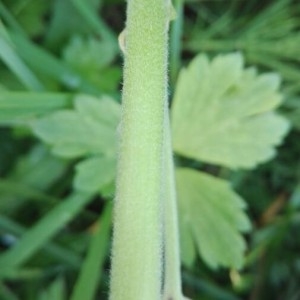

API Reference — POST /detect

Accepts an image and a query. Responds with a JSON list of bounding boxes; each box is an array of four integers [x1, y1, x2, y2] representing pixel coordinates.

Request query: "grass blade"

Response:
[[0, 214, 81, 268], [0, 269, 43, 280], [70, 0, 116, 46], [0, 33, 44, 91], [70, 203, 112, 300], [0, 1, 27, 37], [0, 281, 19, 300], [39, 277, 66, 300], [0, 192, 93, 273], [0, 92, 72, 123], [11, 34, 100, 94]]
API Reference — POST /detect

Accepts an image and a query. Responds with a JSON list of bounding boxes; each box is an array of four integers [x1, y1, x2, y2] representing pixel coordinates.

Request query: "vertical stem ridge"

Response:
[[109, 1, 169, 300], [163, 110, 184, 300]]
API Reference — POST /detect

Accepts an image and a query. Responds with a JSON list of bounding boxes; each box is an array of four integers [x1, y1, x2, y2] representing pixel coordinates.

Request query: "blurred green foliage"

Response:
[[0, 0, 299, 300]]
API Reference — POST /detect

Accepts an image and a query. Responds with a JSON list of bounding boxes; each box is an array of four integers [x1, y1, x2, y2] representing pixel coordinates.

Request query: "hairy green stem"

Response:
[[109, 1, 169, 299]]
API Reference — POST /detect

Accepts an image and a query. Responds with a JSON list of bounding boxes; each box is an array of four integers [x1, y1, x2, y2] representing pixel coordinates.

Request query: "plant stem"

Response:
[[163, 110, 185, 300], [109, 1, 169, 300]]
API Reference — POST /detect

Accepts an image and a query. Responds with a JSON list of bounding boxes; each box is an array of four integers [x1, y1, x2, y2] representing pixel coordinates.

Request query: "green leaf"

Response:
[[74, 155, 116, 193], [32, 94, 120, 158], [31, 94, 119, 193], [63, 35, 115, 70], [0, 92, 72, 124], [176, 168, 251, 269], [172, 52, 290, 169], [63, 36, 120, 92], [179, 216, 196, 269]]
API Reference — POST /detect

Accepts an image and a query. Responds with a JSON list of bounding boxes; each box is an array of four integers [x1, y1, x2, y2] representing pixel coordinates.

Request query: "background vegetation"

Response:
[[0, 0, 299, 299]]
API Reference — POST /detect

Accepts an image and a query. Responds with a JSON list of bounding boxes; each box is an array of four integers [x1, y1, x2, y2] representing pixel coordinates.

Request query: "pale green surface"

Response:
[[176, 168, 251, 269], [74, 155, 116, 193], [0, 92, 71, 124], [63, 36, 121, 92], [63, 36, 115, 69], [32, 94, 119, 193], [163, 111, 186, 300], [0, 192, 93, 272], [70, 203, 112, 300], [32, 95, 119, 158], [172, 52, 290, 169], [179, 209, 196, 268], [109, 0, 169, 299]]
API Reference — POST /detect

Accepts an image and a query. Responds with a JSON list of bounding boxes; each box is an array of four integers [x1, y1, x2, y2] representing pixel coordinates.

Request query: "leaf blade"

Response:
[[32, 94, 120, 158], [176, 168, 251, 269], [172, 52, 290, 169], [74, 155, 116, 193]]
